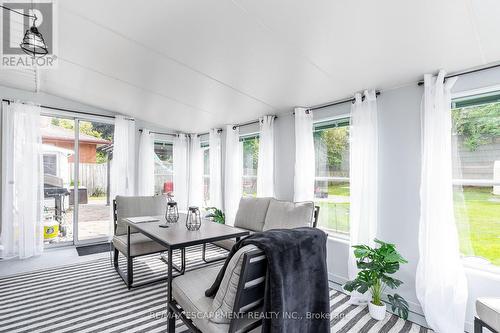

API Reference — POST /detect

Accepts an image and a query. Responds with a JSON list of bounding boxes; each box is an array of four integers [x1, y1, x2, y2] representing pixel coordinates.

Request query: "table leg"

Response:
[[167, 247, 175, 332], [127, 225, 133, 288]]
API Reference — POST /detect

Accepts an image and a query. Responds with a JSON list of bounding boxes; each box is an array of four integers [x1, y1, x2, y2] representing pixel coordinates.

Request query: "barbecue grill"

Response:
[[44, 174, 70, 222]]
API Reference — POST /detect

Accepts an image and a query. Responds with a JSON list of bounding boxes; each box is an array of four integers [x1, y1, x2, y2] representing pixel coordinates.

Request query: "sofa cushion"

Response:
[[112, 233, 168, 256], [234, 197, 272, 232], [172, 265, 229, 333], [210, 245, 260, 324], [115, 195, 166, 235], [262, 199, 314, 231], [477, 297, 500, 332]]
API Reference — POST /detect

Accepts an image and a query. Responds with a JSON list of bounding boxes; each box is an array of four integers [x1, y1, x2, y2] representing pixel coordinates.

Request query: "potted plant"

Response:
[[344, 239, 409, 321], [205, 207, 225, 224]]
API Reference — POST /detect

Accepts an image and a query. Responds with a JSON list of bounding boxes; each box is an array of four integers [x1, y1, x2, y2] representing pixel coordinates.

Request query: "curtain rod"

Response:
[[417, 62, 500, 86], [139, 128, 178, 137], [297, 91, 381, 115], [197, 128, 223, 137], [232, 115, 278, 130], [1, 98, 134, 121]]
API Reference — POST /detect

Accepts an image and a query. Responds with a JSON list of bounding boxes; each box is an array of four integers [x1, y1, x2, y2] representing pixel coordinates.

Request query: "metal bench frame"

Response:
[[112, 199, 186, 289], [475, 317, 499, 333]]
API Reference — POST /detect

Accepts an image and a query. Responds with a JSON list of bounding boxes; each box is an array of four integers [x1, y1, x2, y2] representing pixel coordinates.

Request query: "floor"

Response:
[[0, 246, 432, 333], [0, 246, 109, 277]]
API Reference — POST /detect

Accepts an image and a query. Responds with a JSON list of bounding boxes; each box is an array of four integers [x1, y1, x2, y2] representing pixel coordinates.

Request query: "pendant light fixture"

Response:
[[20, 22, 48, 57], [0, 4, 49, 58]]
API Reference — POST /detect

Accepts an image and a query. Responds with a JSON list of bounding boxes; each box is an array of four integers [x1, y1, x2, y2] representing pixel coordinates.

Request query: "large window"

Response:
[[154, 140, 173, 195], [202, 140, 210, 206], [241, 134, 259, 197], [313, 118, 350, 237], [452, 89, 500, 267]]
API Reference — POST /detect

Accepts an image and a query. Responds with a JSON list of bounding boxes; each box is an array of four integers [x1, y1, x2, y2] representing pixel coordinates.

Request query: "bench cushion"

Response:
[[112, 233, 167, 257], [477, 297, 500, 332], [234, 197, 272, 232], [262, 199, 314, 231], [172, 266, 229, 333], [115, 195, 166, 236], [210, 245, 260, 324]]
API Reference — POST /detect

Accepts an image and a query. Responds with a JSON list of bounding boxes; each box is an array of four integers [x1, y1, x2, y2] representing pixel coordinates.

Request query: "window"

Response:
[[202, 140, 210, 206], [313, 118, 350, 237], [153, 140, 173, 195], [241, 134, 259, 197], [43, 154, 57, 176], [451, 89, 500, 267]]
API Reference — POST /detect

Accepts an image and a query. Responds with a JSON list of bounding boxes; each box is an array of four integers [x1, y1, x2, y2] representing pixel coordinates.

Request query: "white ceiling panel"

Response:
[[1, 0, 499, 132]]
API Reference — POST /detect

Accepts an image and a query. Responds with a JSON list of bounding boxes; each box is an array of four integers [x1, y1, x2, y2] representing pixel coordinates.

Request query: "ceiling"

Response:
[[1, 0, 499, 132]]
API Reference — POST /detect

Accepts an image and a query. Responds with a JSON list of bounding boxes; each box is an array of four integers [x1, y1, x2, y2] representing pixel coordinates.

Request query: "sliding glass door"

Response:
[[75, 119, 114, 244], [41, 115, 75, 246], [41, 114, 114, 247]]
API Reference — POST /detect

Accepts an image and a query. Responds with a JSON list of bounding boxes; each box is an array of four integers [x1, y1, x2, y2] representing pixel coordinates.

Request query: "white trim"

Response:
[[313, 113, 351, 125], [452, 84, 500, 100], [153, 133, 175, 142], [315, 176, 350, 182]]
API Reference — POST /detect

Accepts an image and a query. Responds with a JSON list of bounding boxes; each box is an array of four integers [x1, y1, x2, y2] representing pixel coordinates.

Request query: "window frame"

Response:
[[313, 115, 351, 239], [240, 132, 259, 197], [201, 139, 210, 206], [152, 137, 174, 196], [451, 85, 500, 273]]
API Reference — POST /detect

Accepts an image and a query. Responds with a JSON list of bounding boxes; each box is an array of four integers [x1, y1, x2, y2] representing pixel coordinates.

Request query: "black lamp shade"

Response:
[[186, 206, 202, 231], [165, 201, 179, 223], [20, 26, 48, 57]]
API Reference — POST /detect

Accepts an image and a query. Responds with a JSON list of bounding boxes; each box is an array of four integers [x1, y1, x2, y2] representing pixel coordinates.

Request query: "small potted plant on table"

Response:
[[205, 207, 225, 224], [344, 239, 409, 320]]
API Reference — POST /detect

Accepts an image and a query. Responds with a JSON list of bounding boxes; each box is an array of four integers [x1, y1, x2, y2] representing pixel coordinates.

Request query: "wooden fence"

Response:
[[69, 163, 108, 196]]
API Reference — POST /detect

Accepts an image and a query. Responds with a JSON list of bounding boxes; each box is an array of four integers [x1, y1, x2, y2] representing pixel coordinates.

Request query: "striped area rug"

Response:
[[0, 244, 431, 333]]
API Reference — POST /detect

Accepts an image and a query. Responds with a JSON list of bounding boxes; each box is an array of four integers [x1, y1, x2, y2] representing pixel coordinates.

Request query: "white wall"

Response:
[[272, 67, 500, 332]]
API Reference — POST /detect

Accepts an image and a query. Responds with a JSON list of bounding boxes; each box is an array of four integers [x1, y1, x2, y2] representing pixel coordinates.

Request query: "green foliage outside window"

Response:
[[452, 102, 500, 151], [314, 127, 349, 169]]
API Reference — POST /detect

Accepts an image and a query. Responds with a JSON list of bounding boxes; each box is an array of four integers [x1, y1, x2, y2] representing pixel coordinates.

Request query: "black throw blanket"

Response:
[[205, 227, 330, 333]]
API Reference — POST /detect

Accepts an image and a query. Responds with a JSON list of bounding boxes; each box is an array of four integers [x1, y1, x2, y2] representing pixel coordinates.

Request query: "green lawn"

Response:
[[318, 184, 500, 266], [454, 187, 500, 266], [316, 183, 350, 235]]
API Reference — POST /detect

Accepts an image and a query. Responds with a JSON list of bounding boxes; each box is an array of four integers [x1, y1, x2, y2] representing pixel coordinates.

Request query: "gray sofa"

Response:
[[206, 197, 319, 256]]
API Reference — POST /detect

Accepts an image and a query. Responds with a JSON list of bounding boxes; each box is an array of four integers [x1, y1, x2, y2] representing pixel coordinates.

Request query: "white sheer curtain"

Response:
[[111, 116, 136, 199], [188, 134, 204, 208], [224, 125, 242, 225], [1, 101, 44, 259], [173, 134, 189, 211], [209, 129, 223, 209], [257, 115, 275, 197], [416, 71, 468, 333], [137, 129, 155, 196], [293, 108, 315, 202], [348, 90, 379, 282]]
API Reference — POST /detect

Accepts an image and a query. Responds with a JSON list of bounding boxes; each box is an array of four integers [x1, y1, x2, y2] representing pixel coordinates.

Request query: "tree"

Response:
[[318, 127, 349, 169], [452, 103, 500, 151]]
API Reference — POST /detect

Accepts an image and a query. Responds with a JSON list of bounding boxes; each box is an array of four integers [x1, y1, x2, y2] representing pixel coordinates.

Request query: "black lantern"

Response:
[[20, 25, 48, 57], [186, 206, 202, 231], [165, 201, 179, 223]]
